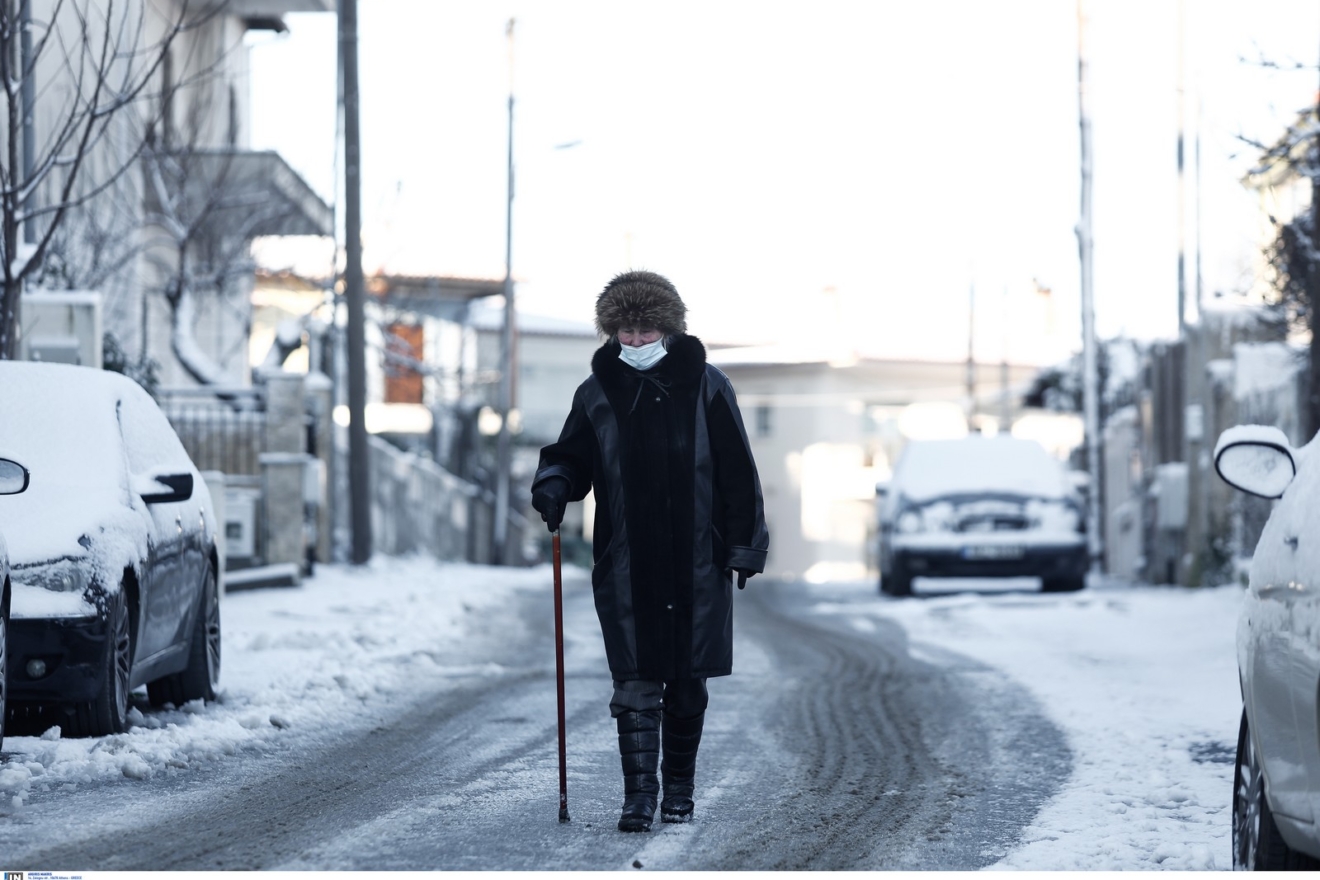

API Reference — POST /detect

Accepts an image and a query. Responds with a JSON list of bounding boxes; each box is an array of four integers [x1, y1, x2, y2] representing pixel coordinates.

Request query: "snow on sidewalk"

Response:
[[0, 556, 561, 809], [825, 578, 1245, 871]]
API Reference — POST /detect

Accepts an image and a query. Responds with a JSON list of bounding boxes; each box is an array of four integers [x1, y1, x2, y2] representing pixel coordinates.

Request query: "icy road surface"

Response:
[[0, 559, 1239, 870]]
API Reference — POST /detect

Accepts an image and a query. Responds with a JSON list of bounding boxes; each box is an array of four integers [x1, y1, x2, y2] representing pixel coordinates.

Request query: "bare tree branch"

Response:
[[0, 0, 210, 357]]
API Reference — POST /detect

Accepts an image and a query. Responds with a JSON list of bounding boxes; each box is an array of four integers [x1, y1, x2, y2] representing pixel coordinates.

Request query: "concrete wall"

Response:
[[326, 430, 487, 564]]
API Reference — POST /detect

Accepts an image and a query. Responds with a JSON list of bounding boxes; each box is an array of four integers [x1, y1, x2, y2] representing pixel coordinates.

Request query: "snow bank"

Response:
[[0, 556, 562, 810]]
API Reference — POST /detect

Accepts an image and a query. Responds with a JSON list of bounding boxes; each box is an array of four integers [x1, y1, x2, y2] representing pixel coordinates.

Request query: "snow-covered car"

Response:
[[0, 456, 30, 751], [0, 362, 221, 738], [1214, 424, 1320, 869], [877, 435, 1088, 596]]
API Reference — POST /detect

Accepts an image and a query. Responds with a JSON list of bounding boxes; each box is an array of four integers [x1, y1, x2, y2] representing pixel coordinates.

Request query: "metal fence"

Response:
[[158, 386, 269, 478], [161, 384, 525, 568]]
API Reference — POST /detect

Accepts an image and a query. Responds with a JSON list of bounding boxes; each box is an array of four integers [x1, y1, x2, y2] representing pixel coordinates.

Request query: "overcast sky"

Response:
[[247, 0, 1320, 362]]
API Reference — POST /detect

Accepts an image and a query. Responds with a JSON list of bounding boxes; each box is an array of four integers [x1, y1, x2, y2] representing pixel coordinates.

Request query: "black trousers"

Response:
[[609, 678, 708, 720]]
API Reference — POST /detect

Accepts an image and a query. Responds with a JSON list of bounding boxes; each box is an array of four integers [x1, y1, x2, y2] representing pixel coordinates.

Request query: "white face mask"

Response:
[[618, 336, 668, 370]]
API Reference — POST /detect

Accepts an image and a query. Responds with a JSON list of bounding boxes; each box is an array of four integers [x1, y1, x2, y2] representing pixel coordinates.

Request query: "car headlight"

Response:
[[15, 559, 93, 594], [896, 510, 924, 534]]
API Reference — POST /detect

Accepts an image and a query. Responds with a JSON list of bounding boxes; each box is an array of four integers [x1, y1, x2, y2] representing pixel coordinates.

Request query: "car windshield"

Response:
[[895, 437, 1070, 504]]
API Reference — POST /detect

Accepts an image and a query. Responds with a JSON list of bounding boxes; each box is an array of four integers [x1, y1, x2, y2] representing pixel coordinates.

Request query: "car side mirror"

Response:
[[0, 457, 29, 494], [1214, 426, 1296, 499], [136, 471, 194, 504]]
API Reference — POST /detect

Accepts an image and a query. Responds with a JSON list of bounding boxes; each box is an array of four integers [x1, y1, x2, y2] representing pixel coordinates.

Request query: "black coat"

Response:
[[532, 334, 769, 681]]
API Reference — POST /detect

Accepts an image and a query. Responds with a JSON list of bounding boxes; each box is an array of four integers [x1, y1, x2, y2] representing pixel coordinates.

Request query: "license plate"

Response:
[[962, 545, 1025, 560]]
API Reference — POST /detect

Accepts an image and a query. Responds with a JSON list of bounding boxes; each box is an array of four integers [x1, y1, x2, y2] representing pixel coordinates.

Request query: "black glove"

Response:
[[732, 569, 754, 590], [531, 477, 569, 533]]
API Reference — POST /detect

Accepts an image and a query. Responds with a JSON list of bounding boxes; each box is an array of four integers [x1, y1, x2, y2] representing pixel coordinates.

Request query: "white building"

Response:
[[18, 1, 333, 384], [467, 299, 599, 447]]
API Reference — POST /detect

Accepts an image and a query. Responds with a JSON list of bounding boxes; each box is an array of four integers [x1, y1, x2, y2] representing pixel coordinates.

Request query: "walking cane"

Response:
[[553, 529, 570, 823]]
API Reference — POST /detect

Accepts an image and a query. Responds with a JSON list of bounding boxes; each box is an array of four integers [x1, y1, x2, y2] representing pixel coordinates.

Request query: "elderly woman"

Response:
[[530, 270, 769, 832]]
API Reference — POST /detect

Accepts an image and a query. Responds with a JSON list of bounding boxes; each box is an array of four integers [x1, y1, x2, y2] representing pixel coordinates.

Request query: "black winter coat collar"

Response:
[[591, 334, 707, 389]]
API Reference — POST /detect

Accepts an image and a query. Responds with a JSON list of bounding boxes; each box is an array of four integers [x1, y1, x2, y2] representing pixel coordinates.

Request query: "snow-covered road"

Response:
[[0, 557, 1243, 870], [858, 577, 1243, 870]]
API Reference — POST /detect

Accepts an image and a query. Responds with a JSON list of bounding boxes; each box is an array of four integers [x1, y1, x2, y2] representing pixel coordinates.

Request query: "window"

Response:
[[755, 405, 772, 438], [384, 323, 425, 404]]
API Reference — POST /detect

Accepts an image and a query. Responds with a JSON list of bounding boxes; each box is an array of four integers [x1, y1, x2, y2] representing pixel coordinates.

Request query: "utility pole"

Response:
[[1195, 95, 1203, 321], [340, 0, 371, 564], [1308, 34, 1320, 441], [966, 281, 976, 430], [492, 18, 517, 565], [20, 0, 34, 246], [1001, 285, 1011, 431], [1175, 0, 1187, 336], [1076, 0, 1103, 573]]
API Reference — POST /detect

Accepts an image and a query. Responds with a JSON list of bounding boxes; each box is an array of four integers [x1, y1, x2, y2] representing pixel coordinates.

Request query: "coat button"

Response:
[[667, 604, 673, 610]]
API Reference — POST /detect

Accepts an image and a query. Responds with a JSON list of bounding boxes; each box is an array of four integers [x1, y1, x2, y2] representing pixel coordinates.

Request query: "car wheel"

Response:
[[148, 566, 220, 706], [67, 589, 131, 738], [1042, 576, 1085, 593], [1234, 709, 1320, 869]]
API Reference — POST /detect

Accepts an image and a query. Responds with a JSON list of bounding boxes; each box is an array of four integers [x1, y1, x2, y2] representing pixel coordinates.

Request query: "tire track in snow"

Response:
[[672, 581, 1071, 870], [690, 584, 955, 869]]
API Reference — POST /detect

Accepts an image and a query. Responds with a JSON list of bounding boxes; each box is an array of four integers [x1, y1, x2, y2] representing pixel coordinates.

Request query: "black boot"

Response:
[[617, 710, 661, 832], [660, 711, 704, 823]]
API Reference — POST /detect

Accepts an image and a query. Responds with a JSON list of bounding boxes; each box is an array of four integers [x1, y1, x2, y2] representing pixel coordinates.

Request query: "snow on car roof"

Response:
[[0, 362, 143, 566], [0, 361, 125, 475], [893, 436, 1071, 502]]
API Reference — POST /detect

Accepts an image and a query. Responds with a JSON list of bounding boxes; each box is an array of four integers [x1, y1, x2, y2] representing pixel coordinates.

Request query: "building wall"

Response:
[[142, 9, 265, 388], [517, 334, 597, 444], [18, 2, 324, 387], [472, 326, 600, 445]]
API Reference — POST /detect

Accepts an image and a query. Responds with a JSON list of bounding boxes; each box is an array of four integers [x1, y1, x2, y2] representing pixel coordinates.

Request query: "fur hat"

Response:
[[594, 270, 687, 337]]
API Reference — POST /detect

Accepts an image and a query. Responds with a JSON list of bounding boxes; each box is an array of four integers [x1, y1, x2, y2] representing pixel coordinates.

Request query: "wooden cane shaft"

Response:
[[553, 531, 569, 818]]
